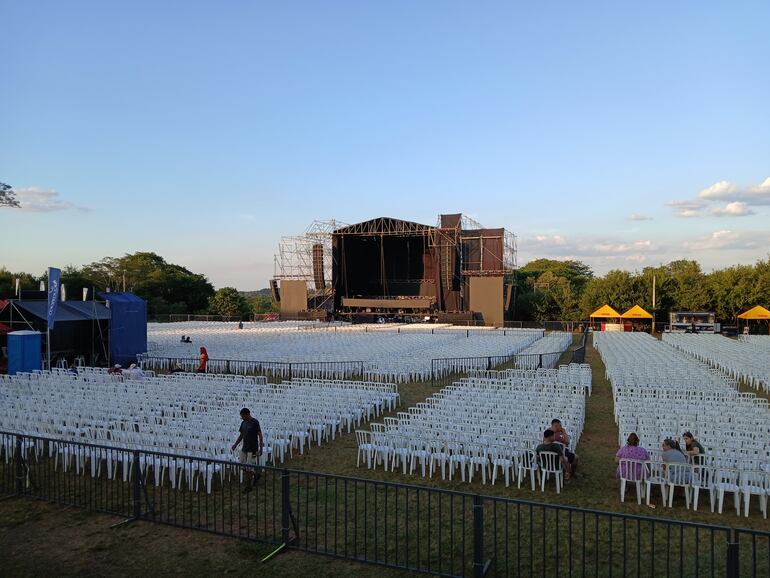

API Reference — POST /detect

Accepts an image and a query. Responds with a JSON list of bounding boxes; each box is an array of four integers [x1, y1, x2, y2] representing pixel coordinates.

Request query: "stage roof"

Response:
[[738, 305, 770, 320], [334, 217, 433, 236]]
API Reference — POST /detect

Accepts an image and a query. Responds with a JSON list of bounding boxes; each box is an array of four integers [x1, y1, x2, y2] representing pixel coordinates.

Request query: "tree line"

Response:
[[0, 252, 277, 319], [514, 257, 770, 324]]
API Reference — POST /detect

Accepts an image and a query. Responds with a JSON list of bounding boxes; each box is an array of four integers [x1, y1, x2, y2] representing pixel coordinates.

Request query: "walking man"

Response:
[[231, 407, 264, 492]]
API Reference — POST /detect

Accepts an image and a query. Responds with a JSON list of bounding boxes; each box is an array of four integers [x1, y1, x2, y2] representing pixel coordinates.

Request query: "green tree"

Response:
[[0, 182, 20, 208], [666, 260, 710, 311], [81, 252, 214, 316], [0, 268, 41, 297], [531, 271, 582, 322], [248, 294, 279, 314], [519, 259, 593, 291], [209, 287, 253, 319], [579, 270, 645, 317]]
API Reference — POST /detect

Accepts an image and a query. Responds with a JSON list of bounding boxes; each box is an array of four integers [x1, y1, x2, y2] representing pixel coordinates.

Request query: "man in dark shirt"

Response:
[[536, 429, 571, 479], [231, 407, 264, 492]]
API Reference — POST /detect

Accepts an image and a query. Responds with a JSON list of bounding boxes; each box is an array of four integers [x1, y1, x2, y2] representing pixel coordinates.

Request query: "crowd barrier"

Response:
[[2, 432, 766, 576]]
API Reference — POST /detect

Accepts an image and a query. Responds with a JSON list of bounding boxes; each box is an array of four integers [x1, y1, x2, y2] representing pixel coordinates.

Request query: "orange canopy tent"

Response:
[[589, 305, 621, 318], [737, 306, 770, 320], [620, 305, 653, 319], [738, 305, 770, 334]]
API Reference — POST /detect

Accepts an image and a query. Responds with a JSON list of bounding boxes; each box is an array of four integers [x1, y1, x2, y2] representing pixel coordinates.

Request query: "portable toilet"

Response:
[[7, 330, 42, 375]]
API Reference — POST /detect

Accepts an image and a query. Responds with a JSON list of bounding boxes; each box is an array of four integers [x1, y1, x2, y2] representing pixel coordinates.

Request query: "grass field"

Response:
[[2, 337, 769, 576]]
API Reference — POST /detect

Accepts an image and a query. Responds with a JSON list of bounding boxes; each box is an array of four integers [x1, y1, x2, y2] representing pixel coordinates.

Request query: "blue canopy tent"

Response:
[[99, 292, 148, 367]]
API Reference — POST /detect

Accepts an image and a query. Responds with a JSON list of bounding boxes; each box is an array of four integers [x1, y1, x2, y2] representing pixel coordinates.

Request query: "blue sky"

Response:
[[2, 1, 769, 289]]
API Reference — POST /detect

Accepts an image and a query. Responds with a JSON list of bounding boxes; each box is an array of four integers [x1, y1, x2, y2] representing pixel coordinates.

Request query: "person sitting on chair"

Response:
[[536, 429, 571, 480], [682, 432, 705, 463], [551, 418, 579, 477]]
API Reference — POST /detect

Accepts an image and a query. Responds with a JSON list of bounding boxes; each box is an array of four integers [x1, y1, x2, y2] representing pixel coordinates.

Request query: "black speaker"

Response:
[[269, 279, 280, 303], [312, 244, 325, 288]]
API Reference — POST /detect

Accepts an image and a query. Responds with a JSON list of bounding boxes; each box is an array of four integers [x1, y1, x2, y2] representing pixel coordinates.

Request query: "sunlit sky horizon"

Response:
[[2, 1, 769, 290]]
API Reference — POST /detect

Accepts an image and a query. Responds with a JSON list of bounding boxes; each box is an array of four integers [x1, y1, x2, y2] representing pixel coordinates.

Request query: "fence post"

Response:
[[726, 532, 739, 578], [14, 436, 24, 495], [288, 363, 292, 381], [487, 357, 492, 370], [281, 470, 291, 544], [538, 354, 543, 369], [473, 494, 485, 578], [132, 450, 141, 519], [430, 360, 435, 387], [226, 359, 230, 374]]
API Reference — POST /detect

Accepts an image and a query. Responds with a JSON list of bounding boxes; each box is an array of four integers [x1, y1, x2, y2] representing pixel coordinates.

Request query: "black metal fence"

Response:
[[571, 329, 589, 364], [430, 352, 564, 388], [137, 355, 367, 382], [2, 431, 768, 576]]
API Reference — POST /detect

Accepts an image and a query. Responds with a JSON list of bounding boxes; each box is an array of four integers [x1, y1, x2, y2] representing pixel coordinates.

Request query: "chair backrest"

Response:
[[666, 462, 692, 485], [618, 458, 646, 482], [537, 450, 561, 472], [691, 464, 712, 488], [355, 430, 371, 446]]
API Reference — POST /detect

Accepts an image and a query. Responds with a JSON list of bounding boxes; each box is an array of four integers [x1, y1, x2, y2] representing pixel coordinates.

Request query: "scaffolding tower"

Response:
[[273, 220, 347, 292]]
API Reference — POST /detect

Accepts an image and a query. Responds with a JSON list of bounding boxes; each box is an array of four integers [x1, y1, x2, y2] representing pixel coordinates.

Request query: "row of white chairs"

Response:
[[356, 367, 588, 491], [0, 370, 399, 492], [144, 321, 546, 382], [595, 332, 770, 517], [618, 459, 769, 517], [664, 333, 770, 393]]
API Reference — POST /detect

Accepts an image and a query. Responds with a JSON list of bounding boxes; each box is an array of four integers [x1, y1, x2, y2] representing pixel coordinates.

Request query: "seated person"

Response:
[[107, 364, 122, 375], [536, 429, 571, 480], [661, 438, 691, 484], [551, 418, 579, 477], [682, 432, 705, 463], [614, 432, 649, 479], [180, 335, 186, 343]]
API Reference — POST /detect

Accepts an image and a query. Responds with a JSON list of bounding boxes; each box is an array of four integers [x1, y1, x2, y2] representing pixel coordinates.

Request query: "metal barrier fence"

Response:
[[137, 355, 366, 382], [570, 329, 589, 364], [430, 352, 564, 388], [2, 431, 766, 577]]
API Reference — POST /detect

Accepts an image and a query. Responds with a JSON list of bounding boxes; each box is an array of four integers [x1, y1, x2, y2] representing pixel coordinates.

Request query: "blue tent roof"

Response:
[[14, 300, 110, 322], [98, 292, 145, 304]]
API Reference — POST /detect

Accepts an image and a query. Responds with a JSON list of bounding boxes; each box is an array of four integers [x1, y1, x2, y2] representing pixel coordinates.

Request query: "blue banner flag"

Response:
[[47, 267, 61, 330]]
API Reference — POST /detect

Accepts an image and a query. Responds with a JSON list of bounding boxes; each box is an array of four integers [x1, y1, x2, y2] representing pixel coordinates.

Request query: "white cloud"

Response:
[[523, 234, 658, 259], [15, 187, 88, 212], [695, 176, 770, 206], [666, 199, 707, 218], [711, 201, 755, 217], [627, 213, 653, 221], [697, 180, 738, 200], [683, 229, 769, 251]]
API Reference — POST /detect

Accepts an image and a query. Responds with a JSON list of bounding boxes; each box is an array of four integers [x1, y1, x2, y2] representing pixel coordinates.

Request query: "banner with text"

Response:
[[47, 267, 61, 330]]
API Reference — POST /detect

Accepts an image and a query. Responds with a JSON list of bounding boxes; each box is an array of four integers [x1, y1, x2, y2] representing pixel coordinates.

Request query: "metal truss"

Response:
[[273, 219, 347, 290]]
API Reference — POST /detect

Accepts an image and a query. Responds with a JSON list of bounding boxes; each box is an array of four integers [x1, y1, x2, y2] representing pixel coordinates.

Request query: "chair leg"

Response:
[[620, 480, 626, 503]]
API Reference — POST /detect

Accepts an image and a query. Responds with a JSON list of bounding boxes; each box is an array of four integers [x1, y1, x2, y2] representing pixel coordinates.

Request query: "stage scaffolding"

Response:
[[273, 220, 347, 292]]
